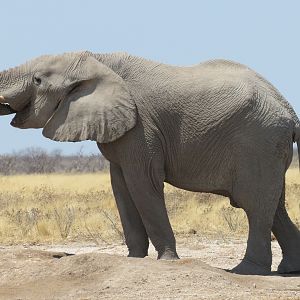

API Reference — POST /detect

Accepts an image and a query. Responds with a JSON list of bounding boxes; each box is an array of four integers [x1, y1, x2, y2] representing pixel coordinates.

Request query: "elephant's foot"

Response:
[[128, 249, 148, 258], [231, 260, 271, 275], [157, 248, 179, 260], [277, 255, 300, 274]]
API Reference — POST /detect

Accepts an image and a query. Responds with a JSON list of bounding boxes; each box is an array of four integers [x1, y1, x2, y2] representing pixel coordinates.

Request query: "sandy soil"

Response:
[[0, 236, 299, 300]]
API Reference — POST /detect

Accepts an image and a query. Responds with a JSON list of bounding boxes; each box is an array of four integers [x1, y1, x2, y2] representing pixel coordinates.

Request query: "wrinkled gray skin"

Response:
[[1, 51, 299, 275]]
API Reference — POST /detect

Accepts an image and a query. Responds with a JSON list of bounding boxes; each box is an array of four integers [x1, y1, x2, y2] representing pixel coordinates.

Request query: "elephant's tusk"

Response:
[[0, 96, 5, 103]]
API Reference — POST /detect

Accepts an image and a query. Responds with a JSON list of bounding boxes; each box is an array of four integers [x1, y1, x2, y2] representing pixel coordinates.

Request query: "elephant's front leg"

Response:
[[122, 161, 179, 260], [110, 163, 149, 257]]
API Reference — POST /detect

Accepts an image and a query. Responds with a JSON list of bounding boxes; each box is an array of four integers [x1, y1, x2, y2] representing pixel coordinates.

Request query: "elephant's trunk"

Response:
[[0, 63, 33, 111]]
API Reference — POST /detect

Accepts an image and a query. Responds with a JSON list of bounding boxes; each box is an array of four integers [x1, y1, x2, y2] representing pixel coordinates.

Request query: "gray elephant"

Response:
[[0, 51, 299, 275]]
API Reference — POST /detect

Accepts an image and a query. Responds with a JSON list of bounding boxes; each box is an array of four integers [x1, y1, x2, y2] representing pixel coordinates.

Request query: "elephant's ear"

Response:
[[42, 56, 136, 143]]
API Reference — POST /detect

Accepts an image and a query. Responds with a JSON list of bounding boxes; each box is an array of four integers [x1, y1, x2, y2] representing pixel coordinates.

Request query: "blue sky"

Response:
[[1, 0, 299, 154]]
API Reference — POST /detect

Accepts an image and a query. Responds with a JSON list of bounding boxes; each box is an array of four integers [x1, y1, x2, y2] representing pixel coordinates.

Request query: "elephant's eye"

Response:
[[33, 76, 42, 86]]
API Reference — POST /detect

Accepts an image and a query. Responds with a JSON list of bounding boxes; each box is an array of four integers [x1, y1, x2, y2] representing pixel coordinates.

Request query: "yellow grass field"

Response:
[[0, 168, 299, 244]]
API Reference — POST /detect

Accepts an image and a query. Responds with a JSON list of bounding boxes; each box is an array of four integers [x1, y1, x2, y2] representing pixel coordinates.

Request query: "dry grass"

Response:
[[0, 168, 298, 244]]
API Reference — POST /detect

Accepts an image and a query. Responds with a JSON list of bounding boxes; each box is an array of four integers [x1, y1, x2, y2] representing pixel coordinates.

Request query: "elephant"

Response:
[[0, 51, 299, 275]]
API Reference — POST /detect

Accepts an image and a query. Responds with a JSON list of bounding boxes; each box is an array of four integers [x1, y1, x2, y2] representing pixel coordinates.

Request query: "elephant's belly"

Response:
[[164, 152, 233, 194], [165, 175, 229, 194]]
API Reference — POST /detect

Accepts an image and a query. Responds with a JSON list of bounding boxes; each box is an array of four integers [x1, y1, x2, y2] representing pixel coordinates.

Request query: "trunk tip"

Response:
[[0, 96, 5, 103]]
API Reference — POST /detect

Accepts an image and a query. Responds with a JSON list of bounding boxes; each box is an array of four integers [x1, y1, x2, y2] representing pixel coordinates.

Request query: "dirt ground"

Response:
[[0, 235, 299, 300]]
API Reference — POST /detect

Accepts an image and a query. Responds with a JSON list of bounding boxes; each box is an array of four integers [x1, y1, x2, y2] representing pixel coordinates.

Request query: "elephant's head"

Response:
[[0, 52, 136, 143]]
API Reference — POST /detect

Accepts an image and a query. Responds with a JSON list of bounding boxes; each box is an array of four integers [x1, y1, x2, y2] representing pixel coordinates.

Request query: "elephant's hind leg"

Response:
[[272, 182, 300, 273], [231, 211, 275, 275], [231, 160, 284, 275]]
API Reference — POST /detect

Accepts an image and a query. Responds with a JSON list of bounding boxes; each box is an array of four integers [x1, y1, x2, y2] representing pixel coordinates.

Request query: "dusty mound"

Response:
[[0, 246, 299, 300]]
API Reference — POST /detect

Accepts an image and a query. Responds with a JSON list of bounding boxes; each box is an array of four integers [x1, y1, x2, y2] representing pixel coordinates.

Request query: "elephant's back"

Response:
[[196, 59, 299, 125]]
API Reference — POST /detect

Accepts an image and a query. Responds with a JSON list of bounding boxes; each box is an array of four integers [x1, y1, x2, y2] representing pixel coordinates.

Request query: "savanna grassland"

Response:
[[0, 166, 298, 245]]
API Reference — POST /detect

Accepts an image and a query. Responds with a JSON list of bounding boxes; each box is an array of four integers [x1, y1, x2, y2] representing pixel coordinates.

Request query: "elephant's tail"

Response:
[[294, 125, 300, 171]]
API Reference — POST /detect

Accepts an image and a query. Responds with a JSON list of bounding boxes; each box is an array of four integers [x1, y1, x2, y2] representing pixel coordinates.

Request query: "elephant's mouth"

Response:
[[0, 94, 34, 128], [0, 103, 17, 114], [0, 96, 17, 114], [0, 94, 32, 112], [10, 102, 32, 128]]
